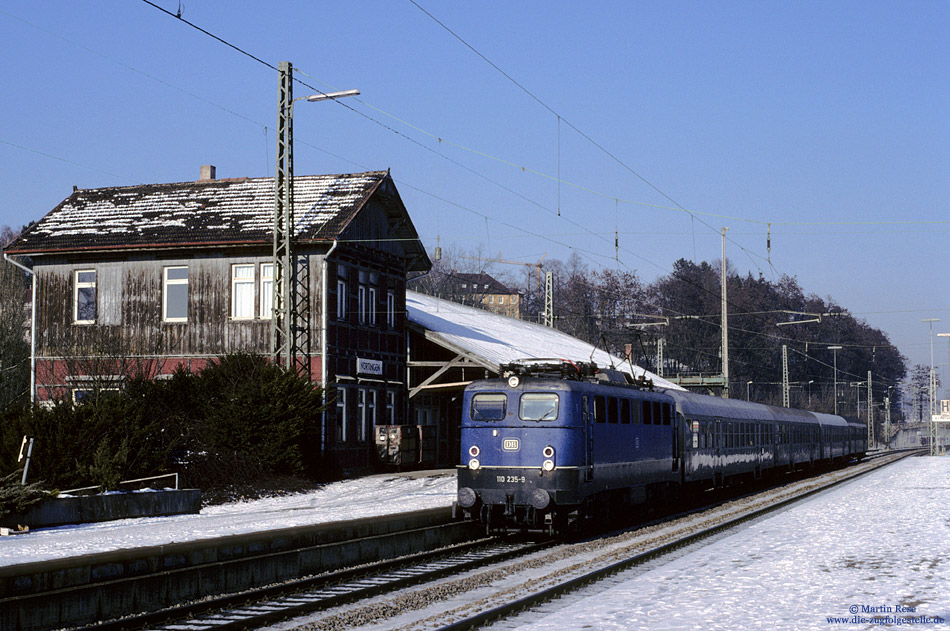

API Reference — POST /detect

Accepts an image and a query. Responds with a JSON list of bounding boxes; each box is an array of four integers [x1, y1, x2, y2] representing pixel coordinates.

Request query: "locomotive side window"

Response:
[[594, 395, 607, 423], [607, 397, 619, 423], [642, 400, 653, 425], [620, 398, 631, 424], [471, 393, 507, 421], [520, 393, 559, 421], [661, 403, 672, 425], [653, 402, 663, 426]]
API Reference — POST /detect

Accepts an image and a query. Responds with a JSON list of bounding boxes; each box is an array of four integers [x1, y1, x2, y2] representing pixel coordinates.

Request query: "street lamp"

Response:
[[808, 380, 814, 407], [829, 346, 843, 414], [922, 319, 940, 418], [272, 59, 359, 373], [747, 380, 753, 401]]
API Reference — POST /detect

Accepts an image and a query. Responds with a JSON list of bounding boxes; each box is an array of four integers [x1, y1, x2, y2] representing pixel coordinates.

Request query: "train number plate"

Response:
[[497, 475, 526, 484]]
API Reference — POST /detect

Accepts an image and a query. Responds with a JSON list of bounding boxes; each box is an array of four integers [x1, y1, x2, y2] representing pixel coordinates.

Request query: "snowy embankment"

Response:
[[0, 471, 457, 567], [512, 456, 950, 631]]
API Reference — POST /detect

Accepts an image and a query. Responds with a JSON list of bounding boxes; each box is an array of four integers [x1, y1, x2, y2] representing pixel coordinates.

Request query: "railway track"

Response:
[[82, 538, 550, 631], [37, 449, 914, 631], [270, 450, 920, 631]]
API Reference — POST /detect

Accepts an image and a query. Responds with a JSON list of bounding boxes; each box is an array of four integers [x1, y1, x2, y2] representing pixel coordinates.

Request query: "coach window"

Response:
[[642, 400, 653, 425], [471, 393, 507, 421], [594, 395, 607, 423], [520, 393, 559, 421]]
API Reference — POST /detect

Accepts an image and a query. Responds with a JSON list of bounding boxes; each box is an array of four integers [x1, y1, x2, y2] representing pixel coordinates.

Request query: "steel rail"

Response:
[[81, 538, 552, 631]]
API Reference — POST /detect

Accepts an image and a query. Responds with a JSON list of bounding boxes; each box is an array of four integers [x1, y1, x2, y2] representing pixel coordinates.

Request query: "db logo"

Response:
[[502, 438, 520, 451]]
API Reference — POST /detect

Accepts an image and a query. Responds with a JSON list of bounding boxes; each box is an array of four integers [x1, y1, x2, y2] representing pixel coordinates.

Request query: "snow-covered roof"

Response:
[[406, 290, 684, 390], [6, 171, 427, 271]]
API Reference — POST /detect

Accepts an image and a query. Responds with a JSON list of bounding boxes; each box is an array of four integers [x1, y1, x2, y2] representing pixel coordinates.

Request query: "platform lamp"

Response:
[[939, 333, 950, 405], [922, 319, 940, 418]]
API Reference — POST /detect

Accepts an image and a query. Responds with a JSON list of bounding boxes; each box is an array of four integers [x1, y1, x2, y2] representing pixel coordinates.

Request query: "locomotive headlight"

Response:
[[542, 459, 555, 471], [508, 375, 520, 388], [468, 458, 480, 470], [542, 445, 555, 458], [469, 445, 480, 458]]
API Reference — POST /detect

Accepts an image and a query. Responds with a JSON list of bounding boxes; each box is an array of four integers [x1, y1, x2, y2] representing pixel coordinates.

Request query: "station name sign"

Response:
[[357, 357, 383, 376]]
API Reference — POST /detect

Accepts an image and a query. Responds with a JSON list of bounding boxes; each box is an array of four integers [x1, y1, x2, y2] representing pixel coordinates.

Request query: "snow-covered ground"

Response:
[[507, 456, 950, 631], [0, 471, 457, 566]]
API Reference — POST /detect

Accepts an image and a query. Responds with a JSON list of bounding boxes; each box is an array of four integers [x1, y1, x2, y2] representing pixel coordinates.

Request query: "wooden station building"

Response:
[[3, 168, 430, 469]]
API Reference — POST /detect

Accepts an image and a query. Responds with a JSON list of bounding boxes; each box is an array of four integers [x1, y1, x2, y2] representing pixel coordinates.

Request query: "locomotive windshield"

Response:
[[519, 393, 559, 421], [471, 393, 507, 421]]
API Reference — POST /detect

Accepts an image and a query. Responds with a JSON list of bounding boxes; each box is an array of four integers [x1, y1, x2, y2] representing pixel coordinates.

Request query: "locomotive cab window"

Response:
[[471, 393, 507, 421], [520, 393, 559, 421]]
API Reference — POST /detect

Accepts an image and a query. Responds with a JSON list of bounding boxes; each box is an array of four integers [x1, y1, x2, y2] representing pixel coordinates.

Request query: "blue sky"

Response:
[[2, 1, 948, 386]]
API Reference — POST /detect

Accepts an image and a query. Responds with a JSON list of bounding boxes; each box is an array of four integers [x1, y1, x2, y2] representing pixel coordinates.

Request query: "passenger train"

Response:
[[455, 359, 866, 534]]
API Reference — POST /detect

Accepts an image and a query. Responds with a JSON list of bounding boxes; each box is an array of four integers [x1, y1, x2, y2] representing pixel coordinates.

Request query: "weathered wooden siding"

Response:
[[34, 251, 325, 362]]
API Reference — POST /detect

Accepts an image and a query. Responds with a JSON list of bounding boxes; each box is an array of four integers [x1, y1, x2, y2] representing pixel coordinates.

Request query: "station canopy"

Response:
[[406, 291, 684, 391]]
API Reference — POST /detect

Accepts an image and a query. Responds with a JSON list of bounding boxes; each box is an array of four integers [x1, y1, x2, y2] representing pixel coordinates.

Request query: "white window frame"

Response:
[[337, 279, 348, 320], [367, 389, 377, 435], [357, 389, 368, 441], [368, 286, 377, 326], [260, 263, 274, 319], [358, 284, 368, 324], [74, 269, 97, 324], [386, 390, 396, 424], [231, 264, 255, 320], [336, 387, 348, 442], [162, 266, 189, 322]]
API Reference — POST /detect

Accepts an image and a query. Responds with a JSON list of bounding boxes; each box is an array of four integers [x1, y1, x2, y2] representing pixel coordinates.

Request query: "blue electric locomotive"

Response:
[[455, 359, 866, 534]]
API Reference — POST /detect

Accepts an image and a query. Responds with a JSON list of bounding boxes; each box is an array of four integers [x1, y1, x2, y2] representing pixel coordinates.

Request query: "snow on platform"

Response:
[[0, 471, 457, 567], [513, 456, 950, 631]]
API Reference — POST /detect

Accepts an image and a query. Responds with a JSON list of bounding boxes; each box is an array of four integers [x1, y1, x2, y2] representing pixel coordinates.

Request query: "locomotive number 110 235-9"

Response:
[[497, 475, 526, 483]]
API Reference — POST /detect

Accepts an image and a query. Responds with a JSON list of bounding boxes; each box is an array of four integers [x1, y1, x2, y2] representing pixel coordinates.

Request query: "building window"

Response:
[[260, 263, 273, 319], [386, 390, 396, 424], [387, 290, 395, 328], [231, 264, 254, 319], [336, 387, 348, 442], [163, 266, 188, 322], [368, 286, 377, 325], [499, 296, 504, 305], [368, 389, 377, 432], [357, 388, 377, 441], [337, 279, 348, 320], [358, 284, 368, 324], [74, 269, 97, 324]]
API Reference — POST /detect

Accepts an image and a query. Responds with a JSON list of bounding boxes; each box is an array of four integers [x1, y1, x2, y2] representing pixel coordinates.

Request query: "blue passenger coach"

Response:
[[455, 360, 866, 534]]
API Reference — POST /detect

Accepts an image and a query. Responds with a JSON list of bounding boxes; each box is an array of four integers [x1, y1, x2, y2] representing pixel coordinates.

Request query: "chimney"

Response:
[[199, 165, 217, 181]]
